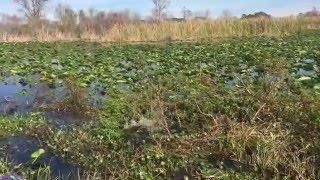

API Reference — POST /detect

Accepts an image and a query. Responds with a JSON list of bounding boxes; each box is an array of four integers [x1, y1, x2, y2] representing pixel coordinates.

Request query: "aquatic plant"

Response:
[[45, 77, 98, 123], [0, 31, 320, 179]]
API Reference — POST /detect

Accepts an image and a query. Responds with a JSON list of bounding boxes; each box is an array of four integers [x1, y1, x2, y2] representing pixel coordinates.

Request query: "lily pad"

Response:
[[297, 76, 312, 82], [31, 148, 45, 159], [314, 84, 320, 90]]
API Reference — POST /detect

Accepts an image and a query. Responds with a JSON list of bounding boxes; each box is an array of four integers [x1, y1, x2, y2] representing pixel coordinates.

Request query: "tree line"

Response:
[[0, 0, 212, 37], [0, 0, 319, 39]]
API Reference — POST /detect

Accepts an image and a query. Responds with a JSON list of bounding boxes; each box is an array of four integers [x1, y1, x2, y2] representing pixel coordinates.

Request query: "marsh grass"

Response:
[[125, 60, 320, 179], [0, 157, 11, 175], [1, 17, 320, 42], [103, 17, 320, 42], [1, 35, 320, 179], [154, 110, 319, 179], [45, 77, 97, 122]]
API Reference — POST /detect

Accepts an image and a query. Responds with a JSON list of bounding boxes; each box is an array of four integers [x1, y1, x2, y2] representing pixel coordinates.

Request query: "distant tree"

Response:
[[181, 7, 193, 20], [241, 12, 271, 19], [0, 14, 25, 35], [301, 7, 320, 17], [151, 0, 170, 21], [194, 10, 211, 20], [76, 8, 141, 37], [78, 9, 86, 22], [13, 0, 48, 23], [131, 11, 142, 22], [1, 14, 23, 24], [220, 9, 234, 19], [88, 8, 97, 19], [55, 4, 78, 33], [77, 9, 87, 37], [204, 10, 211, 19]]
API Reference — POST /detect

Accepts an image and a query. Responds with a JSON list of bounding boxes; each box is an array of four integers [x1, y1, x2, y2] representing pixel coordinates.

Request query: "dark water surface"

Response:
[[1, 136, 82, 180], [0, 75, 106, 179]]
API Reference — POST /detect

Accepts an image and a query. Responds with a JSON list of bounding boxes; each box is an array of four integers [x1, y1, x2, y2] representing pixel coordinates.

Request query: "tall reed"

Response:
[[1, 17, 319, 42]]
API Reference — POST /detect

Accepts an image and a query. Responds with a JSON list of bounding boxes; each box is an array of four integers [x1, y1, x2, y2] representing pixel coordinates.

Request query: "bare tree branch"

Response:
[[14, 0, 48, 22], [151, 0, 170, 21]]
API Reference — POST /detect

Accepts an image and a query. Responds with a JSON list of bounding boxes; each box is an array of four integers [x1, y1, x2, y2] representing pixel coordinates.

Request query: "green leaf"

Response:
[[31, 148, 45, 159], [297, 76, 312, 82], [314, 84, 320, 90], [80, 83, 88, 88]]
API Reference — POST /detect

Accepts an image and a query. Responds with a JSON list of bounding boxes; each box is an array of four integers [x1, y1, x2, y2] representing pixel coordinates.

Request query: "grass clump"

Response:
[[43, 77, 98, 124]]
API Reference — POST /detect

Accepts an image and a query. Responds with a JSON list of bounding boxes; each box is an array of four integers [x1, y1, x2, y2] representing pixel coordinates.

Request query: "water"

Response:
[[225, 67, 263, 89], [0, 75, 106, 119], [4, 136, 82, 180], [0, 174, 24, 180], [0, 75, 106, 179], [293, 58, 319, 88], [0, 84, 33, 116], [0, 75, 65, 116], [225, 59, 319, 89], [295, 58, 318, 78], [296, 68, 316, 77]]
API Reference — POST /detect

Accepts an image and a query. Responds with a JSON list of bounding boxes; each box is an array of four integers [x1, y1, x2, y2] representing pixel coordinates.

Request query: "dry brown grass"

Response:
[[227, 122, 316, 179], [136, 64, 320, 179], [1, 17, 319, 42], [103, 17, 320, 42], [155, 118, 318, 179]]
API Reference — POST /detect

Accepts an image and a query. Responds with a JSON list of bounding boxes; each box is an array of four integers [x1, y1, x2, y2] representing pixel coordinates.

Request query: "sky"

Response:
[[0, 0, 319, 19]]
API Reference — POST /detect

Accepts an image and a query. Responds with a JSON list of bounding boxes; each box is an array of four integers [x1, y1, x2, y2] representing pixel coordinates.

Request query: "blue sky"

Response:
[[1, 0, 319, 18]]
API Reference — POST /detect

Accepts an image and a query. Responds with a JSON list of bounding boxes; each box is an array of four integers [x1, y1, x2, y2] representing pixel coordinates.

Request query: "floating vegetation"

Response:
[[293, 58, 319, 88], [0, 33, 320, 179]]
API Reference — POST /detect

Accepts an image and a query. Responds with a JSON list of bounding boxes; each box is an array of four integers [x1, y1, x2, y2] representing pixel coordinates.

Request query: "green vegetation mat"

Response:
[[0, 32, 320, 179]]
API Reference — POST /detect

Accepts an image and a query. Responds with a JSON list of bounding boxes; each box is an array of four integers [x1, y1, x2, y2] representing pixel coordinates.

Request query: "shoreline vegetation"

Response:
[[1, 17, 320, 42]]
